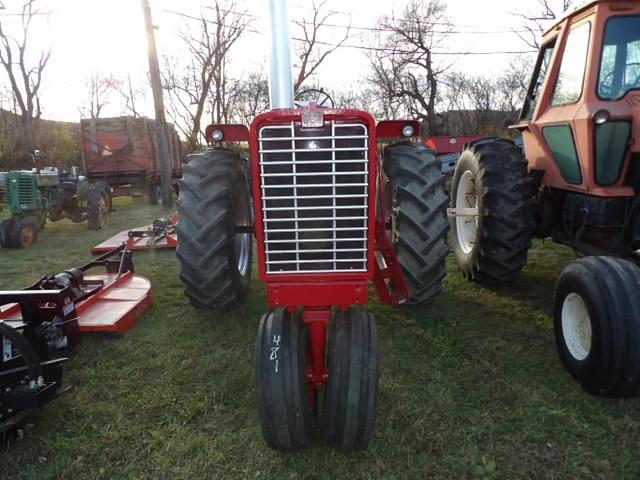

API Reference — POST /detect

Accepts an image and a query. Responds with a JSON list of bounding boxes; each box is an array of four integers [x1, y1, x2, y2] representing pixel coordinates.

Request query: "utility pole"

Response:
[[141, 0, 173, 207]]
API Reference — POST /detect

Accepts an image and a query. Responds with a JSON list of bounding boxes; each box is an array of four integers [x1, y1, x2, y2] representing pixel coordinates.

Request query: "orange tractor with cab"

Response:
[[450, 0, 640, 396]]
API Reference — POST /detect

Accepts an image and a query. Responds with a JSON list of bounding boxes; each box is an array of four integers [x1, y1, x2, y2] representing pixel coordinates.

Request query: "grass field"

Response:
[[1, 197, 639, 479]]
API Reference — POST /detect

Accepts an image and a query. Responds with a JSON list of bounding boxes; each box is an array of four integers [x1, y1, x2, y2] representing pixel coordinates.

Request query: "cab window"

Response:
[[520, 41, 555, 120], [598, 15, 640, 100], [551, 22, 591, 106]]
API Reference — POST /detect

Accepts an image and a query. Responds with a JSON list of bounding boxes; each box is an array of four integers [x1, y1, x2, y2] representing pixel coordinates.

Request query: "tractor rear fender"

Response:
[[376, 120, 420, 140], [205, 124, 249, 144]]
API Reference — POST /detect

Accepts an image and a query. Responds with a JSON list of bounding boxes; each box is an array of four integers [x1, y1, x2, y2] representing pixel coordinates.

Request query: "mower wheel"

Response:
[[383, 142, 449, 304], [553, 256, 640, 397], [176, 149, 252, 308], [255, 309, 313, 451], [87, 182, 111, 230], [0, 218, 15, 247], [324, 308, 379, 452], [450, 138, 532, 284], [10, 218, 38, 248]]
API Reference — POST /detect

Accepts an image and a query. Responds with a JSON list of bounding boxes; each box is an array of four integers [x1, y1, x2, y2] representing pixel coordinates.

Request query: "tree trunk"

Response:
[[20, 114, 35, 154]]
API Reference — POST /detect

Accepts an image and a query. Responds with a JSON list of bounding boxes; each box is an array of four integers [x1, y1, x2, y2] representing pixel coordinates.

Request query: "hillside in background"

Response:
[[0, 109, 80, 170]]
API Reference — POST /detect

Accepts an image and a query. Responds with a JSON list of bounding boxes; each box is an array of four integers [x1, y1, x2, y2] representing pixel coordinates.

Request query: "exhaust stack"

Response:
[[268, 0, 294, 109]]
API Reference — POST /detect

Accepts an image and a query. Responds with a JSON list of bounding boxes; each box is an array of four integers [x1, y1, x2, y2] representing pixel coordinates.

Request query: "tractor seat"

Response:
[[61, 181, 77, 191]]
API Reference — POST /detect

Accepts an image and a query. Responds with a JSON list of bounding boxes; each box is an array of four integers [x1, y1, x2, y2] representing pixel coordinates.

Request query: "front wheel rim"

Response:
[[561, 292, 593, 361], [455, 170, 478, 255]]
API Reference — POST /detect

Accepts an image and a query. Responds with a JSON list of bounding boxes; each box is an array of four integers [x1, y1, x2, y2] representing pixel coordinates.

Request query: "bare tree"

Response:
[[292, 0, 350, 92], [79, 72, 120, 119], [368, 0, 452, 135], [440, 61, 531, 136], [496, 58, 531, 116], [117, 74, 147, 118], [162, 1, 251, 151], [0, 0, 50, 154], [227, 70, 269, 125], [514, 0, 574, 49]]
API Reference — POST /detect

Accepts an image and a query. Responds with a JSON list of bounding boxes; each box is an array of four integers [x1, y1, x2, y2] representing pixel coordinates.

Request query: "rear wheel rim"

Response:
[[234, 185, 251, 277], [455, 170, 478, 255], [561, 292, 592, 361], [20, 225, 35, 246]]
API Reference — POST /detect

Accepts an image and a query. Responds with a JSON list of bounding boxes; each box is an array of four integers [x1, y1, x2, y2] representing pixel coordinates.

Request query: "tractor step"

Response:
[[373, 219, 410, 305]]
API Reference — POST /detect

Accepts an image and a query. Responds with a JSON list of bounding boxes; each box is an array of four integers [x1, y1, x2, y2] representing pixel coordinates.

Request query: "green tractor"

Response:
[[0, 165, 111, 248]]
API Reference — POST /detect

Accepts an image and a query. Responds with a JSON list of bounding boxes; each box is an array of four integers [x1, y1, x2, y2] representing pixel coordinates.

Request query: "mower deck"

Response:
[[91, 214, 178, 253], [0, 272, 152, 335]]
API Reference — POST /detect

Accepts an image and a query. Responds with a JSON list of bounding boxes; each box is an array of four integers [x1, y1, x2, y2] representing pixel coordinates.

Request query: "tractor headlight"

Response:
[[211, 129, 224, 141], [593, 109, 610, 125], [401, 124, 415, 137]]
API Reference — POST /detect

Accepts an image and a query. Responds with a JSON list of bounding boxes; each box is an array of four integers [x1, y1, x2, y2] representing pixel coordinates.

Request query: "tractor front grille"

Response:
[[7, 173, 37, 209], [259, 121, 369, 274]]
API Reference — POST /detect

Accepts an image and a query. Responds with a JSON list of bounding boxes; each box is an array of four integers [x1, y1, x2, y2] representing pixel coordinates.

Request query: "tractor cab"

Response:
[[514, 0, 640, 197]]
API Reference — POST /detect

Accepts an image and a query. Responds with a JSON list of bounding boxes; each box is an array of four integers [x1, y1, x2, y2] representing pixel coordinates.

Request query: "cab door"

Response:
[[539, 19, 593, 189]]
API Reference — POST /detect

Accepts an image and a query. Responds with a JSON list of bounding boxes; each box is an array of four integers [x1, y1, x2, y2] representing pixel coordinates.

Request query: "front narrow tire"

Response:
[[324, 308, 379, 452], [255, 309, 313, 451]]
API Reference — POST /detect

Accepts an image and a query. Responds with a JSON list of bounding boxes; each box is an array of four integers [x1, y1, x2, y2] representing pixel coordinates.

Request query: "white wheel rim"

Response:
[[561, 292, 593, 361], [455, 170, 478, 255]]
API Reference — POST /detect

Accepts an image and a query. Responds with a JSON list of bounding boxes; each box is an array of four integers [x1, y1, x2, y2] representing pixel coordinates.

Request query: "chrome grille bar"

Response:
[[259, 121, 369, 274]]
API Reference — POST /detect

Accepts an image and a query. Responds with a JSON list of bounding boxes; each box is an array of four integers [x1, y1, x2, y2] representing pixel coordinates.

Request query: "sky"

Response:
[[0, 0, 552, 122]]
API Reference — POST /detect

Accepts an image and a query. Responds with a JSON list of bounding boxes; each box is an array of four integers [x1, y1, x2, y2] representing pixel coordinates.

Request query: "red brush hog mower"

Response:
[[0, 246, 152, 442], [91, 212, 178, 253], [175, 0, 449, 452]]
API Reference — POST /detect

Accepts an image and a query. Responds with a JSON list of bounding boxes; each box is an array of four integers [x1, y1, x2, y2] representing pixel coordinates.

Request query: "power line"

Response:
[[294, 19, 535, 36], [0, 11, 50, 16], [192, 5, 531, 36], [161, 9, 536, 57]]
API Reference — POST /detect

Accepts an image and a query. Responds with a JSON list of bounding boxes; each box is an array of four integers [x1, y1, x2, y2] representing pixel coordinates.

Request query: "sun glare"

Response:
[[35, 0, 148, 119]]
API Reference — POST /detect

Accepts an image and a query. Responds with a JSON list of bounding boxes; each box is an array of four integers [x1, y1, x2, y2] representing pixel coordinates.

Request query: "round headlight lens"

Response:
[[211, 129, 224, 141], [593, 109, 610, 125], [402, 124, 415, 137]]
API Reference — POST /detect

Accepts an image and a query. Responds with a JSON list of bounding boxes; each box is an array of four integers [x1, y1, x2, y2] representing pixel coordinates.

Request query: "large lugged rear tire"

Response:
[[553, 256, 640, 397], [176, 149, 252, 309], [383, 142, 449, 304], [450, 138, 532, 284], [87, 182, 111, 230], [0, 218, 14, 248], [324, 308, 379, 452], [255, 309, 313, 451]]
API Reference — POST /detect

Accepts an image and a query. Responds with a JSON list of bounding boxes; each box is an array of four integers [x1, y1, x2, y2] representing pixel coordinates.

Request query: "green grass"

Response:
[[1, 198, 639, 479]]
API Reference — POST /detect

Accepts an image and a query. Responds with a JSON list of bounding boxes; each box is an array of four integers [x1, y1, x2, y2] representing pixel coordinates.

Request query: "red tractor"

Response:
[[450, 0, 640, 396], [175, 1, 448, 452]]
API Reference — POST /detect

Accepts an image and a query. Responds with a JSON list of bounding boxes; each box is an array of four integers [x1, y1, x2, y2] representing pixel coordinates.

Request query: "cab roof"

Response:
[[543, 0, 603, 35]]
